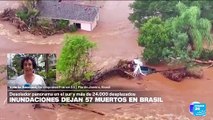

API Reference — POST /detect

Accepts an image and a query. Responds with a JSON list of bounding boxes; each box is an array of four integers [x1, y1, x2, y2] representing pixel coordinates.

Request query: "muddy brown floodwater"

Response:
[[0, 1, 213, 120]]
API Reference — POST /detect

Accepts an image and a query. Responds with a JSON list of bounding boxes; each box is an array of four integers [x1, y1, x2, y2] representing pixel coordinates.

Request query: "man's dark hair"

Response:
[[21, 56, 37, 69]]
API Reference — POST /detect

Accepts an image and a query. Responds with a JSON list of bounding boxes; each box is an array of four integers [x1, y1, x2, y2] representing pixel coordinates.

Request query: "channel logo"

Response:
[[189, 101, 206, 116]]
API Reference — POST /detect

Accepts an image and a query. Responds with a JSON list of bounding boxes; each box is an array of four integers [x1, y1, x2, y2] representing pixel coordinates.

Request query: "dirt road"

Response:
[[0, 1, 213, 120]]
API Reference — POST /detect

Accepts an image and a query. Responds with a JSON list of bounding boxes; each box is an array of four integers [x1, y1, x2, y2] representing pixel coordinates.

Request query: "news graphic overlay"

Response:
[[7, 53, 164, 104], [8, 86, 164, 104], [189, 101, 206, 116], [7, 53, 56, 89]]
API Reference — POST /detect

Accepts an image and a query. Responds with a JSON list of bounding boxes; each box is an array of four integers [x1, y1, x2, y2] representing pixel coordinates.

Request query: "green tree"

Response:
[[139, 3, 212, 65], [138, 17, 171, 64], [129, 0, 213, 28], [171, 2, 212, 58], [57, 35, 95, 86], [12, 54, 23, 76], [16, 0, 39, 27]]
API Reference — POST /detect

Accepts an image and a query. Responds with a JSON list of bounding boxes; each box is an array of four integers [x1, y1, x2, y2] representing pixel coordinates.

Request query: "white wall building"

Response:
[[37, 0, 100, 31]]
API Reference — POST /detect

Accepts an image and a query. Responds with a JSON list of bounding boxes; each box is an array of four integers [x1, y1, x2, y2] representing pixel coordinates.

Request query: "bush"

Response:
[[16, 10, 29, 21], [27, 9, 38, 19], [37, 69, 56, 86], [38, 69, 56, 78], [37, 18, 52, 27], [69, 24, 78, 32], [55, 20, 69, 30], [7, 65, 16, 80], [84, 71, 95, 80], [37, 71, 46, 78], [16, 7, 39, 26], [47, 69, 56, 78]]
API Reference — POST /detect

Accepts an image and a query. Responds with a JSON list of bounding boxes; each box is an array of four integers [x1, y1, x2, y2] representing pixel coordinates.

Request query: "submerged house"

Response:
[[36, 0, 99, 31]]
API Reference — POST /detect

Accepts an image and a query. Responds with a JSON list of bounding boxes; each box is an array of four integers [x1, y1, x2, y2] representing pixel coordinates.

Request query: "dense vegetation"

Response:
[[136, 2, 213, 65], [56, 35, 96, 86], [129, 0, 213, 28]]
